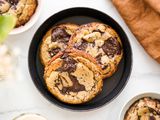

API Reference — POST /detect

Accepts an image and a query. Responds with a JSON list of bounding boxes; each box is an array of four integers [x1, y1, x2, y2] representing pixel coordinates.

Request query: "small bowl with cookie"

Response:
[[28, 7, 132, 110], [0, 0, 42, 34], [120, 92, 160, 120]]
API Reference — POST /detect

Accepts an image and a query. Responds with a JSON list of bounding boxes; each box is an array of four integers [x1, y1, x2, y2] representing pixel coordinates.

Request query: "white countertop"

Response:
[[1, 0, 160, 120]]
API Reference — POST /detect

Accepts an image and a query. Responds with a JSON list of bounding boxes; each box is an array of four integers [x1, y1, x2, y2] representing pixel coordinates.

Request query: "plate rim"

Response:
[[28, 7, 133, 111]]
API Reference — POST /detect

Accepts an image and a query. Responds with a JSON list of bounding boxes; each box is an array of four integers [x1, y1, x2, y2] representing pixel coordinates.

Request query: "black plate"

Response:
[[28, 7, 132, 110]]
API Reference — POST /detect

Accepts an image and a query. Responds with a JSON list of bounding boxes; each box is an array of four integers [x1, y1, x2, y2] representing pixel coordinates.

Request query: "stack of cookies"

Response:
[[40, 22, 123, 104]]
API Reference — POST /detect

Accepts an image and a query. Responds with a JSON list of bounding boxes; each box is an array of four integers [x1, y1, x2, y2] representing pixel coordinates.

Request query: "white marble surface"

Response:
[[1, 0, 160, 120]]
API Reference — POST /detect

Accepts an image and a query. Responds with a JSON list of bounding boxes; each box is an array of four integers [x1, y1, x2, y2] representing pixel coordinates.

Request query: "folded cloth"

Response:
[[144, 0, 160, 13], [112, 0, 160, 63]]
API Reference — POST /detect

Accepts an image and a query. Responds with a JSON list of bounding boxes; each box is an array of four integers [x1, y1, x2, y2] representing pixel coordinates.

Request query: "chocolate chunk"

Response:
[[149, 116, 155, 120], [55, 55, 85, 94], [102, 64, 108, 70], [74, 39, 88, 51], [51, 27, 70, 43], [62, 57, 77, 73], [7, 0, 19, 5], [48, 48, 61, 57], [102, 37, 121, 58], [61, 74, 85, 94], [58, 54, 77, 73], [93, 29, 104, 34], [96, 53, 102, 64], [60, 53, 68, 59], [148, 107, 160, 115]]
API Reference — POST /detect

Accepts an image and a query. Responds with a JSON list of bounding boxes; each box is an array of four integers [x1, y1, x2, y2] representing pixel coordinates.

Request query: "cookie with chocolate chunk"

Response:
[[40, 23, 79, 66], [124, 97, 160, 120], [69, 22, 123, 78], [44, 51, 103, 104], [0, 0, 37, 27]]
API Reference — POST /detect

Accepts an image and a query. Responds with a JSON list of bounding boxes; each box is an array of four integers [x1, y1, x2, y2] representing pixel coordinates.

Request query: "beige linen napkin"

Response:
[[112, 0, 160, 63]]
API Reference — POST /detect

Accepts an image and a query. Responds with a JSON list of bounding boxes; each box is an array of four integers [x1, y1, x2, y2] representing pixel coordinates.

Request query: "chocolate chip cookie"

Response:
[[40, 23, 79, 66], [69, 22, 123, 78], [0, 0, 37, 27], [44, 51, 103, 104], [124, 97, 160, 120]]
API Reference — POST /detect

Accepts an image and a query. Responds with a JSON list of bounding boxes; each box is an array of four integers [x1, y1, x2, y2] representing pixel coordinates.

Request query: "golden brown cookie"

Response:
[[0, 0, 37, 27], [40, 23, 79, 66], [44, 51, 103, 104], [124, 97, 160, 120], [69, 22, 123, 78]]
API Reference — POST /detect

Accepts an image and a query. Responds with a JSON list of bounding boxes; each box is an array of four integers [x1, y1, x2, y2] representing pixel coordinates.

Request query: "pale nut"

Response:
[[58, 43, 67, 50], [101, 55, 109, 65], [83, 30, 90, 35], [83, 32, 101, 42], [140, 115, 150, 120], [46, 36, 52, 44], [95, 40, 104, 47], [138, 107, 149, 116], [101, 32, 112, 41], [97, 25, 106, 32], [48, 42, 58, 49], [66, 29, 72, 35]]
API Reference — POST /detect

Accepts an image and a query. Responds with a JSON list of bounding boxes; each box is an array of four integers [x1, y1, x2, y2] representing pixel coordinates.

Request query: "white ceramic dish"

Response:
[[119, 92, 160, 120], [13, 113, 47, 120], [10, 0, 42, 35]]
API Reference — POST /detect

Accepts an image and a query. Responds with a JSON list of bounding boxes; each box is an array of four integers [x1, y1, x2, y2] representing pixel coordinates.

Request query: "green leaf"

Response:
[[0, 14, 16, 43]]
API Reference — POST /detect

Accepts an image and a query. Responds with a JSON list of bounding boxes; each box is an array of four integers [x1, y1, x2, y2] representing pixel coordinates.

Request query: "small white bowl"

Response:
[[10, 0, 42, 35], [119, 92, 160, 120], [13, 113, 47, 120]]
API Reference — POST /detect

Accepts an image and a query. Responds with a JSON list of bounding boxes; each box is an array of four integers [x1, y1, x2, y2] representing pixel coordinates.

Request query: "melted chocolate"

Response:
[[96, 53, 102, 64], [51, 27, 70, 43], [56, 54, 85, 94], [148, 107, 160, 115], [61, 74, 85, 94], [93, 29, 104, 35], [74, 39, 88, 51], [149, 116, 155, 120], [7, 0, 18, 5], [48, 48, 61, 57], [102, 37, 121, 58], [58, 54, 77, 73], [102, 64, 109, 70]]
